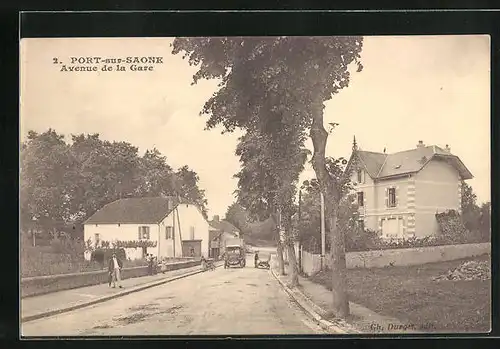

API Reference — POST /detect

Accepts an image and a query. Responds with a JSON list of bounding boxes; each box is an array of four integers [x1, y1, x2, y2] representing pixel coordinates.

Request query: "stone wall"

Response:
[[300, 243, 490, 276], [21, 260, 201, 298]]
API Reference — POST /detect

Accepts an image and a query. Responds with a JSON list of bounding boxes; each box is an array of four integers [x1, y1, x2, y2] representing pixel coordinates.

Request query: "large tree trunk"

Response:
[[325, 197, 349, 317], [286, 242, 299, 287], [276, 241, 285, 275], [283, 207, 299, 287], [309, 105, 349, 318], [272, 212, 286, 275]]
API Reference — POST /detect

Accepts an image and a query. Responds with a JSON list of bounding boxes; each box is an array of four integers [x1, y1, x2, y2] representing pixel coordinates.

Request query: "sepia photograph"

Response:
[[19, 35, 491, 337]]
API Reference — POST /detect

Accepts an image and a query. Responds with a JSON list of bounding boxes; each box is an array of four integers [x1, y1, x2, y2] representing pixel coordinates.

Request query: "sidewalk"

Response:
[[22, 263, 221, 322], [272, 261, 418, 334]]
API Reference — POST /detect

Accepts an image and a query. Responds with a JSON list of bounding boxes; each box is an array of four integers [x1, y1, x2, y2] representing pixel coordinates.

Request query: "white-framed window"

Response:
[[189, 226, 195, 240], [165, 226, 173, 240], [388, 188, 397, 207], [138, 226, 150, 240], [357, 192, 364, 207]]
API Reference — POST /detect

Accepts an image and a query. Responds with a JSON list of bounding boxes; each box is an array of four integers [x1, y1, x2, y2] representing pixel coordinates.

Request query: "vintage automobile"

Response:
[[254, 252, 271, 269], [224, 245, 246, 268]]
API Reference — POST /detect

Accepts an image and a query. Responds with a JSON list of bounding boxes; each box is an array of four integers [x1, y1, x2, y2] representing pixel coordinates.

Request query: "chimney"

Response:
[[213, 215, 220, 222], [416, 140, 425, 148], [445, 144, 451, 153]]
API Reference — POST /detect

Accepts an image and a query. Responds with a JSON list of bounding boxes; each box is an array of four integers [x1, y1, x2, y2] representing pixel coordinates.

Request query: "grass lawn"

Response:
[[310, 254, 491, 333]]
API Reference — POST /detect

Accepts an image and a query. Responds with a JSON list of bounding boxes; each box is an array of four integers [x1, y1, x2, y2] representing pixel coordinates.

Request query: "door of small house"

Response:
[[209, 247, 217, 258]]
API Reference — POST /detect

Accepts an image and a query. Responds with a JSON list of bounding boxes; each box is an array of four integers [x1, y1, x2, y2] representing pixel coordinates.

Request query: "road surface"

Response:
[[22, 255, 324, 336]]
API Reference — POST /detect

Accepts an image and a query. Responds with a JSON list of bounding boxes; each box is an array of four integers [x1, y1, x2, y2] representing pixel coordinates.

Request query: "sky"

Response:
[[20, 35, 491, 218]]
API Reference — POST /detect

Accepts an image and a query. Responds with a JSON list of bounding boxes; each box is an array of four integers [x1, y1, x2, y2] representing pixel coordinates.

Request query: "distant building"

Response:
[[208, 215, 240, 258], [347, 138, 473, 239], [83, 197, 210, 260]]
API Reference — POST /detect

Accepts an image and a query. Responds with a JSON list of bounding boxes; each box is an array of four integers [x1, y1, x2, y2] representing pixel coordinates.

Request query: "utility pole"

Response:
[[298, 190, 302, 273], [172, 205, 176, 257], [320, 191, 326, 270], [278, 207, 284, 261]]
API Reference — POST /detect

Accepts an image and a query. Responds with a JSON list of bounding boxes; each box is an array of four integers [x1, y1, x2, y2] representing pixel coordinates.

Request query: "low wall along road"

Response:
[[300, 243, 491, 276], [21, 259, 201, 298]]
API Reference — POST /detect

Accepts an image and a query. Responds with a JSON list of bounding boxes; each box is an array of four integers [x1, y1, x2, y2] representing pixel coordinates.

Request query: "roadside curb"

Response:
[[271, 268, 360, 334], [22, 263, 223, 323]]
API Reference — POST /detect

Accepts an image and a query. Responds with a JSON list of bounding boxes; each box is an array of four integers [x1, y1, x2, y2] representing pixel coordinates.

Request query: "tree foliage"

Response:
[[20, 129, 209, 239], [174, 165, 209, 219], [224, 202, 251, 235], [171, 37, 363, 135], [231, 116, 309, 282], [298, 157, 355, 250], [172, 36, 364, 317], [461, 181, 490, 241]]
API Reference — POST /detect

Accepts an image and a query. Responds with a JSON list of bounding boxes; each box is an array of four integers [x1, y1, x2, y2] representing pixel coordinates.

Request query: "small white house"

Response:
[[83, 197, 210, 260]]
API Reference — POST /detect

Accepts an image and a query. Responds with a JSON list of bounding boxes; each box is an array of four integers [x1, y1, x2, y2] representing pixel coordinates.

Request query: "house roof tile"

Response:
[[355, 145, 473, 180], [357, 151, 388, 178], [84, 196, 189, 225], [208, 219, 240, 236]]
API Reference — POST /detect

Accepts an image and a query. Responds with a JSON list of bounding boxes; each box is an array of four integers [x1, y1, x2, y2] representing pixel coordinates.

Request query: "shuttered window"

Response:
[[388, 188, 397, 207], [138, 226, 150, 240]]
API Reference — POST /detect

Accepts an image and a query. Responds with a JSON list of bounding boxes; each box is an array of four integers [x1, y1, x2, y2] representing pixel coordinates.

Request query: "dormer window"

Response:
[[357, 192, 364, 207], [357, 169, 364, 183]]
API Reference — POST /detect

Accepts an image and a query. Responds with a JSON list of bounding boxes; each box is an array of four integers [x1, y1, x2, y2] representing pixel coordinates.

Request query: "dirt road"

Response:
[[22, 255, 324, 336]]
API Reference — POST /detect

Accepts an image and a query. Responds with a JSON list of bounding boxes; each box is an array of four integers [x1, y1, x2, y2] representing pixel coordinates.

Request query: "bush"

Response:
[[91, 248, 126, 265], [435, 210, 470, 243], [345, 228, 381, 252], [49, 237, 85, 260], [341, 209, 488, 253], [20, 245, 103, 277]]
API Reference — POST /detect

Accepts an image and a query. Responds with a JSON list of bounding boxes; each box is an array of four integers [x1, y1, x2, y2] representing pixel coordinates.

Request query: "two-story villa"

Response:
[[347, 138, 473, 239]]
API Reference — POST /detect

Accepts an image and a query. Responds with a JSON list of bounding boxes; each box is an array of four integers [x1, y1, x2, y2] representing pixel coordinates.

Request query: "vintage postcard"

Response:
[[19, 35, 491, 337]]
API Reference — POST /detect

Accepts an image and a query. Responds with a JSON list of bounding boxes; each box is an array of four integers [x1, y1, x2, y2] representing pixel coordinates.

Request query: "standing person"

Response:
[[201, 255, 206, 271], [147, 254, 153, 275], [152, 256, 158, 275], [254, 251, 259, 268], [108, 253, 123, 288]]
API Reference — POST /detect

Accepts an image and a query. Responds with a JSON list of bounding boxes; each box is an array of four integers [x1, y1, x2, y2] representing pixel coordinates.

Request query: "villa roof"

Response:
[[353, 145, 473, 180]]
